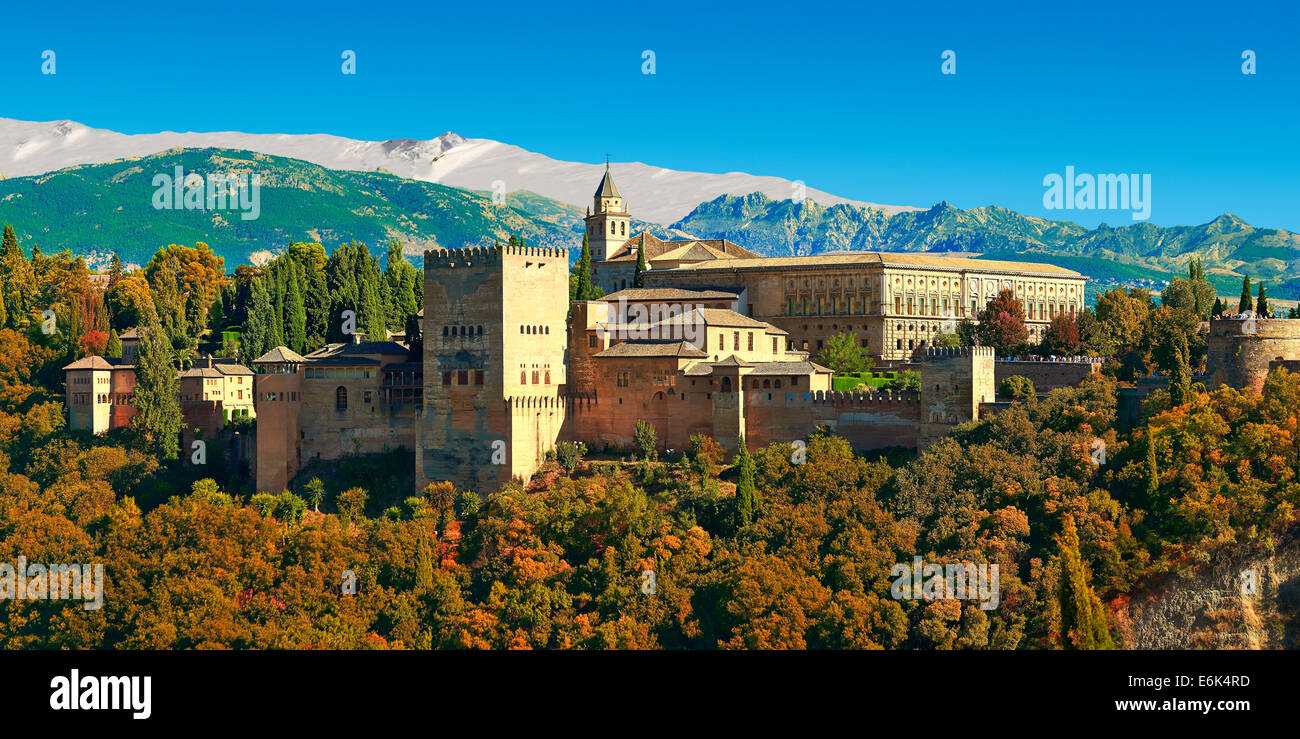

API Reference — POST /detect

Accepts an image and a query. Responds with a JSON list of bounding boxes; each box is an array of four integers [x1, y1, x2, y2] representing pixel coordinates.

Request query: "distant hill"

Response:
[[670, 194, 1300, 301], [0, 147, 602, 268], [0, 117, 914, 225]]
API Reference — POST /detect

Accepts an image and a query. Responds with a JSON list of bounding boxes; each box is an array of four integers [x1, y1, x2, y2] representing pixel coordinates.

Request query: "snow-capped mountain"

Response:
[[0, 118, 915, 225]]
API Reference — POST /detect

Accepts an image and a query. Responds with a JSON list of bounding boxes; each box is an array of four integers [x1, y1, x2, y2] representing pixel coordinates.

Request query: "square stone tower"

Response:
[[417, 243, 570, 493], [918, 345, 996, 449]]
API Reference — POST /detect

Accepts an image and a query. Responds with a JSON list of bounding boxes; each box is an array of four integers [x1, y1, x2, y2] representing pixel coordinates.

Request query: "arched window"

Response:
[[610, 222, 616, 234], [335, 386, 347, 410], [620, 222, 625, 235], [521, 371, 527, 384]]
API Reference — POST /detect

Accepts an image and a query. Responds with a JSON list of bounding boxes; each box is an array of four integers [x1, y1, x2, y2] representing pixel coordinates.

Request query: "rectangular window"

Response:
[[458, 370, 468, 385], [474, 370, 484, 385], [733, 331, 740, 350], [442, 372, 451, 386], [747, 332, 754, 351], [589, 335, 598, 348]]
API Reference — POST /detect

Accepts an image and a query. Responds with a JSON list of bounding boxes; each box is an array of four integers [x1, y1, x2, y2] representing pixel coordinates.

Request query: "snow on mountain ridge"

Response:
[[0, 117, 916, 224]]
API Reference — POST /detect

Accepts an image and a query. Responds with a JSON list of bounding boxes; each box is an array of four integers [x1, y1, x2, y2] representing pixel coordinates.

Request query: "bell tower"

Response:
[[583, 158, 630, 262]]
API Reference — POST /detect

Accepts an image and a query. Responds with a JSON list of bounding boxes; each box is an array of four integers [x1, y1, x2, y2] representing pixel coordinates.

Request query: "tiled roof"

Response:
[[600, 287, 739, 302], [663, 251, 1084, 277], [308, 355, 382, 367], [747, 361, 833, 375], [63, 356, 117, 371], [593, 341, 709, 359], [696, 308, 776, 329], [602, 232, 759, 263], [118, 327, 143, 339], [178, 367, 224, 378], [212, 363, 254, 375], [253, 346, 306, 364], [712, 355, 754, 367]]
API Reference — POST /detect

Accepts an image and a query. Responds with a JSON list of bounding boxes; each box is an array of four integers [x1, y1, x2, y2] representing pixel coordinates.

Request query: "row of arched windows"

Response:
[[443, 325, 483, 337], [520, 325, 550, 335]]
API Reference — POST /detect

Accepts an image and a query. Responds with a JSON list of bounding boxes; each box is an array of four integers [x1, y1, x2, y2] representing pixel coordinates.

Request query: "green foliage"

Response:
[[556, 441, 586, 473], [816, 331, 872, 374], [130, 318, 182, 461], [734, 435, 759, 527], [633, 420, 657, 461], [888, 369, 921, 393], [633, 236, 648, 288], [998, 375, 1036, 399], [1056, 515, 1114, 649], [1239, 275, 1252, 313]]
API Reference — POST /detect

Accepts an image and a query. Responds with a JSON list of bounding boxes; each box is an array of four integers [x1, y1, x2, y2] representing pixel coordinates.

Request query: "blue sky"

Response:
[[3, 0, 1298, 230]]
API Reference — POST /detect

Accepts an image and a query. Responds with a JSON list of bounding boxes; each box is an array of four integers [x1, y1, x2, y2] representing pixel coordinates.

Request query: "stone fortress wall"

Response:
[[1205, 318, 1300, 394]]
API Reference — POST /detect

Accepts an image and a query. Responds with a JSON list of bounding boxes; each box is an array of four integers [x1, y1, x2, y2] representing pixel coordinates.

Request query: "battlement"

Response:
[[1208, 317, 1300, 339], [424, 244, 571, 271], [925, 346, 996, 360], [423, 246, 501, 268]]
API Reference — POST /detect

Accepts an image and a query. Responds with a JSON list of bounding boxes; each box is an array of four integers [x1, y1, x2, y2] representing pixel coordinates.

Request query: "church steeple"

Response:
[[584, 157, 630, 262]]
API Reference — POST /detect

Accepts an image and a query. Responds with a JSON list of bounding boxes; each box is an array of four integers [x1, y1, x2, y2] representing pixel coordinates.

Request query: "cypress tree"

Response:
[[574, 232, 594, 300], [1169, 333, 1191, 406], [734, 434, 758, 527], [1056, 514, 1113, 649], [1145, 427, 1160, 505], [415, 531, 434, 591], [633, 234, 647, 288], [283, 259, 307, 354], [1256, 282, 1270, 317], [0, 286, 6, 329], [1212, 297, 1225, 317], [131, 317, 182, 461], [304, 260, 329, 349], [1238, 275, 1252, 313], [0, 223, 35, 327], [105, 328, 122, 358], [244, 278, 273, 361]]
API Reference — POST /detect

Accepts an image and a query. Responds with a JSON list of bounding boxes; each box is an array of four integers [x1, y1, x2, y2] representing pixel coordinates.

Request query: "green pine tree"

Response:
[[1256, 282, 1270, 317], [574, 232, 594, 301], [633, 235, 648, 288], [243, 278, 273, 361], [734, 435, 759, 527], [1212, 297, 1225, 317], [105, 328, 122, 358], [130, 317, 183, 461], [283, 259, 307, 354], [1144, 427, 1160, 505], [1238, 275, 1252, 313], [415, 531, 434, 591], [1169, 333, 1191, 406], [1056, 514, 1114, 650]]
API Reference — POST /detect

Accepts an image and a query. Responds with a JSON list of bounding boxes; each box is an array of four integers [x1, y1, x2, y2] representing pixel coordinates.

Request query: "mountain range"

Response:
[[0, 118, 911, 225], [669, 195, 1300, 301], [0, 118, 1294, 304]]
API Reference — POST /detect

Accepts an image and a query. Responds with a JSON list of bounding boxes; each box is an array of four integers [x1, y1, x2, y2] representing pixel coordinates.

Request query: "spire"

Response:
[[594, 157, 621, 199]]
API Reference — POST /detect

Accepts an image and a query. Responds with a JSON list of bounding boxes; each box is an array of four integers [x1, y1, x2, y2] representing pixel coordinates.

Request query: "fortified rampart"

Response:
[[1205, 318, 1300, 393]]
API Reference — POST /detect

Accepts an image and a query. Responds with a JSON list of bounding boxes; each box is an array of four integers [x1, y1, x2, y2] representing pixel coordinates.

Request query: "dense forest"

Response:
[[1, 226, 1298, 649]]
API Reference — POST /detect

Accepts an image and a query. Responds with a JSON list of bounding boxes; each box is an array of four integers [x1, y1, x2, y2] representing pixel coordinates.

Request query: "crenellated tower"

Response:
[[416, 244, 570, 493]]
